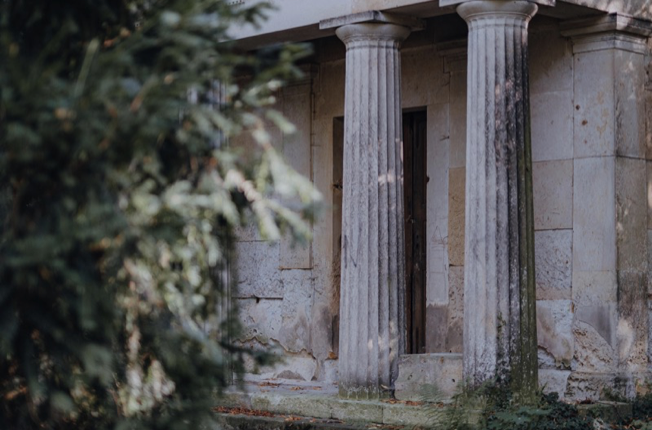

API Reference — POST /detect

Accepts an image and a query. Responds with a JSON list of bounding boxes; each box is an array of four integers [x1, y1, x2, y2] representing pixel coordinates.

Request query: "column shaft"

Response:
[[459, 1, 538, 394], [337, 23, 409, 399]]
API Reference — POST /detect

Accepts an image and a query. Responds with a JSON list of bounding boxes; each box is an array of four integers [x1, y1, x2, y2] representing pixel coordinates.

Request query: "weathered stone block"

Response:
[[616, 157, 647, 272], [573, 306, 618, 373], [647, 164, 652, 230], [279, 270, 314, 353], [426, 105, 449, 298], [446, 266, 464, 353], [237, 298, 283, 344], [402, 47, 447, 107], [314, 62, 344, 117], [234, 221, 262, 242], [394, 353, 463, 401], [565, 372, 615, 401], [250, 392, 332, 419], [235, 241, 282, 298], [319, 358, 338, 383], [539, 369, 570, 396], [529, 28, 572, 95], [536, 300, 573, 369], [425, 305, 448, 354], [573, 50, 615, 158], [573, 157, 616, 272], [309, 300, 339, 362], [649, 232, 652, 295], [531, 92, 573, 162], [646, 93, 652, 160], [331, 400, 383, 423], [616, 270, 648, 370], [273, 356, 319, 382], [449, 73, 467, 169], [246, 354, 318, 382], [572, 270, 617, 304], [426, 266, 463, 353], [614, 50, 646, 159], [426, 271, 447, 306], [382, 403, 434, 426], [426, 104, 450, 306], [447, 168, 465, 267], [535, 230, 572, 300], [533, 159, 573, 230]]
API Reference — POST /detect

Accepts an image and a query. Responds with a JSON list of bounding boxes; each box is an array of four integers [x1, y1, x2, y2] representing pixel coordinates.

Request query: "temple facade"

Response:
[[231, 0, 652, 400]]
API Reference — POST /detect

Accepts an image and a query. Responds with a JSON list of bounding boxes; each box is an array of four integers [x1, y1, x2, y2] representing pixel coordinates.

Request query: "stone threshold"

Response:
[[395, 353, 463, 401], [220, 378, 447, 428]]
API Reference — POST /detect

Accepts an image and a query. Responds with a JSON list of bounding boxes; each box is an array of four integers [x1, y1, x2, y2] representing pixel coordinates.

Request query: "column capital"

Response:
[[441, 0, 551, 9], [456, 0, 538, 23], [335, 23, 411, 46]]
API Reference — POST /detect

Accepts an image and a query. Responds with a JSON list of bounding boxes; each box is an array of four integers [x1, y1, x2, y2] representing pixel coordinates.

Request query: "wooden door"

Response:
[[403, 110, 427, 354]]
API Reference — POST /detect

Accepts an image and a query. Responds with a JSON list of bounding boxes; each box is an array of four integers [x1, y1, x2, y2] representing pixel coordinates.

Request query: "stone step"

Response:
[[216, 412, 371, 430], [221, 381, 446, 428], [394, 353, 463, 401]]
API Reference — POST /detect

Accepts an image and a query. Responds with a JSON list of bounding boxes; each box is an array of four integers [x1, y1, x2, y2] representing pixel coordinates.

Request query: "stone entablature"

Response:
[[231, 0, 652, 49]]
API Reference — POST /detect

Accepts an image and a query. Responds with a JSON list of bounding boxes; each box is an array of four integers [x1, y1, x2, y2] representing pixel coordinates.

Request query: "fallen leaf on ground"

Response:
[[382, 399, 399, 404], [214, 406, 276, 418], [381, 399, 423, 406], [285, 416, 302, 422]]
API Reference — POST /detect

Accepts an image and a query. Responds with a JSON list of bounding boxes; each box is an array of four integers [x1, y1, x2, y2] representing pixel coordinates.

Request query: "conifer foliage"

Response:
[[0, 1, 319, 428]]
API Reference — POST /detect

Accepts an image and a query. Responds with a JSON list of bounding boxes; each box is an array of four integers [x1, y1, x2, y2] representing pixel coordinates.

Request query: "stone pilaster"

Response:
[[280, 65, 317, 270], [561, 15, 652, 397], [334, 22, 410, 399], [457, 1, 539, 395]]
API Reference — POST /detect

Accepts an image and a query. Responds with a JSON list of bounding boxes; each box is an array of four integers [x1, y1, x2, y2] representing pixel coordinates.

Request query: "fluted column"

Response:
[[458, 1, 538, 396], [335, 23, 410, 399]]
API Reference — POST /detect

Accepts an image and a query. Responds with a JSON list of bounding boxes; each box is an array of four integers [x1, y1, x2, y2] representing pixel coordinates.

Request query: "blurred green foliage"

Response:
[[0, 0, 321, 428]]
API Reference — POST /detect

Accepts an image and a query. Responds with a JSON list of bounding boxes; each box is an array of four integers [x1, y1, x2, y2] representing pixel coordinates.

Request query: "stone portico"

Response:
[[231, 0, 652, 402]]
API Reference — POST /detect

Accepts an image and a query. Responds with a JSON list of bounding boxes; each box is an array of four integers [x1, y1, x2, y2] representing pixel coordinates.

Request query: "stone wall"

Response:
[[529, 19, 576, 396], [232, 69, 340, 383]]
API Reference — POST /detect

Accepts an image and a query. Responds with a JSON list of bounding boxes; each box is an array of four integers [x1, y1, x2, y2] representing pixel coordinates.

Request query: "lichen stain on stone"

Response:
[[536, 305, 572, 369], [573, 321, 617, 373], [575, 304, 614, 347]]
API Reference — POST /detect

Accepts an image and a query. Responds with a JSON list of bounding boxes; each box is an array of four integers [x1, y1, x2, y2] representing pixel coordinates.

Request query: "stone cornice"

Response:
[[560, 13, 652, 38], [319, 11, 424, 31]]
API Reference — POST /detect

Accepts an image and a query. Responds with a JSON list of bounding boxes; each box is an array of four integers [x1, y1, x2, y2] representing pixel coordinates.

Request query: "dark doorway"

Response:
[[403, 110, 427, 354]]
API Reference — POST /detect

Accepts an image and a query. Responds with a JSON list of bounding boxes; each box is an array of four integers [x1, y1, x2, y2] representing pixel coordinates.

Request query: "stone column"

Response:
[[323, 16, 412, 399], [457, 1, 539, 395]]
